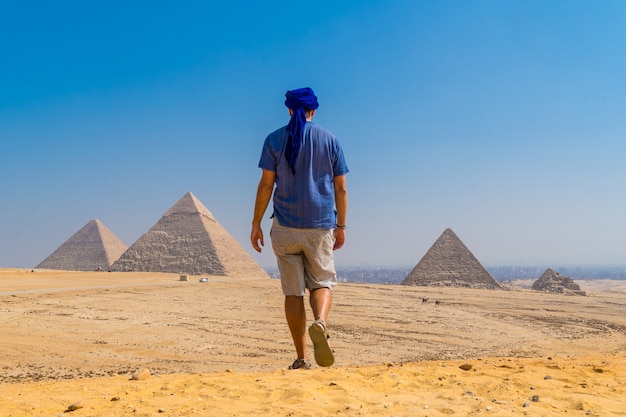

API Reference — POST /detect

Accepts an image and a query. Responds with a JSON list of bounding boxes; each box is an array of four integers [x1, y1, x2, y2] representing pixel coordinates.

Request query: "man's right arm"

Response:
[[251, 169, 276, 253]]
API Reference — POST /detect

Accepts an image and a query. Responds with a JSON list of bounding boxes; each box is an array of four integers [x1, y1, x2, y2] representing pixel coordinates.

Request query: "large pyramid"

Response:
[[111, 192, 268, 277], [36, 219, 127, 271], [402, 228, 501, 289]]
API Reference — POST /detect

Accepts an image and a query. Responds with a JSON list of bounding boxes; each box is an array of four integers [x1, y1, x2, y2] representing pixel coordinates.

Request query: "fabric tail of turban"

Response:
[[284, 87, 319, 175]]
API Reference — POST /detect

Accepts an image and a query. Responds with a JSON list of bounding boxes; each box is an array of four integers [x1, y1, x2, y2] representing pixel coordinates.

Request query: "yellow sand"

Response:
[[1, 268, 626, 416]]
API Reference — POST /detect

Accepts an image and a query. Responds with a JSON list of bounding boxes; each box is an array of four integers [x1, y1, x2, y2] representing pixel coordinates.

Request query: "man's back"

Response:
[[259, 122, 348, 229]]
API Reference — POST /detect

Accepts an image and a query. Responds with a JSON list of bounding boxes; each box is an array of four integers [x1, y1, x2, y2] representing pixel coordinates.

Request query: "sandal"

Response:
[[288, 358, 311, 370], [308, 319, 334, 367]]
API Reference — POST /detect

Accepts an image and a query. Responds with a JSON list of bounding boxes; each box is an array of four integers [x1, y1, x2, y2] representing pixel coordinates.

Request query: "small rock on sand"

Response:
[[131, 368, 151, 380], [65, 400, 84, 411]]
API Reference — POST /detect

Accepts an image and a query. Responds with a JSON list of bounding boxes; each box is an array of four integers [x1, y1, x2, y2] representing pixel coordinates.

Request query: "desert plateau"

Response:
[[1, 268, 626, 416]]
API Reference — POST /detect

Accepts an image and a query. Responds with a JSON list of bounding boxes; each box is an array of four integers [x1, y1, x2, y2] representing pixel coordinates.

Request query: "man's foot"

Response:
[[288, 358, 311, 370], [308, 319, 334, 367]]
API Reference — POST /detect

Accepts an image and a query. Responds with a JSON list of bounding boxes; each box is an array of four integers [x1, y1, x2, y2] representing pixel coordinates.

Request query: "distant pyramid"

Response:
[[402, 228, 501, 289], [36, 219, 127, 271], [111, 192, 268, 277], [532, 268, 586, 296]]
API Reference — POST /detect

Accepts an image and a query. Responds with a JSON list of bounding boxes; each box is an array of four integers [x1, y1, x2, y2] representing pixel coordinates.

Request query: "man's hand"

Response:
[[251, 225, 265, 253], [333, 228, 345, 250]]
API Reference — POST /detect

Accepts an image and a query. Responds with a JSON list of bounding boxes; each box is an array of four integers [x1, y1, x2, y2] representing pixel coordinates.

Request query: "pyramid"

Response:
[[111, 192, 268, 277], [532, 268, 586, 296], [401, 228, 501, 289], [36, 219, 127, 271]]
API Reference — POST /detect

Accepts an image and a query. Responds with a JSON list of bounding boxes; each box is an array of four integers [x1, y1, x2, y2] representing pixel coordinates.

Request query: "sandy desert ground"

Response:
[[1, 268, 626, 416]]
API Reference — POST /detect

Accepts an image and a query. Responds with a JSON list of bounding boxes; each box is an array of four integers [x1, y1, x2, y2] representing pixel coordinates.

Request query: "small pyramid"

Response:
[[402, 228, 501, 289], [36, 219, 127, 271], [111, 192, 268, 277], [532, 268, 586, 296]]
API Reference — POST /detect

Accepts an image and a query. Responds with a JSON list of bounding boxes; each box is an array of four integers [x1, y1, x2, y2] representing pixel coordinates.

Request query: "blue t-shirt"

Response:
[[258, 122, 349, 229]]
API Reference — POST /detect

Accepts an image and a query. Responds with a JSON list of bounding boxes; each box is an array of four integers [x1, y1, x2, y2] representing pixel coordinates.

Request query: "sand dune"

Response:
[[1, 268, 626, 416]]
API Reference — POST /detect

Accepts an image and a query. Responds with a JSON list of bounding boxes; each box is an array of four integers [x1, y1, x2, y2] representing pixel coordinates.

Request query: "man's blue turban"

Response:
[[284, 87, 319, 175]]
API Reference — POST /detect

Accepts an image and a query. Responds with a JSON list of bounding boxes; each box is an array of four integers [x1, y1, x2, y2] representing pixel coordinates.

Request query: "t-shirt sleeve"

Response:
[[258, 135, 277, 172], [332, 139, 349, 177]]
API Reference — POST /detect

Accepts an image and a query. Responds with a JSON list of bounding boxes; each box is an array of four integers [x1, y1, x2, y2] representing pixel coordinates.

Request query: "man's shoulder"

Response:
[[268, 125, 288, 137], [264, 125, 288, 148], [306, 123, 336, 139]]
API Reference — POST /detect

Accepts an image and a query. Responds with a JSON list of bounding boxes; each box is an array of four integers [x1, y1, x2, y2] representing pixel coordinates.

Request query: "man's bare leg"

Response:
[[310, 288, 332, 324], [308, 287, 334, 366], [285, 295, 307, 359]]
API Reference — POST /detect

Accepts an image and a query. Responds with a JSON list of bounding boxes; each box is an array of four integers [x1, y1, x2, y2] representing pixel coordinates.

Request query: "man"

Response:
[[251, 87, 349, 370]]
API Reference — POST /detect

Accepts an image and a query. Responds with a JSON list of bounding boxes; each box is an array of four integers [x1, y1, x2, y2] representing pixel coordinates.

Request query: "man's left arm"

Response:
[[333, 174, 348, 250]]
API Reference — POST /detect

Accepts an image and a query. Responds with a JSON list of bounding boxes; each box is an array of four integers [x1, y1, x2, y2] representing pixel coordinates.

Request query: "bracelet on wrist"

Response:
[[335, 224, 346, 230]]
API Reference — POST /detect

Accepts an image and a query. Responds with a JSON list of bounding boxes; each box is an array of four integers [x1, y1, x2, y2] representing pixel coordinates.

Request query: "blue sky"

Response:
[[1, 0, 625, 269]]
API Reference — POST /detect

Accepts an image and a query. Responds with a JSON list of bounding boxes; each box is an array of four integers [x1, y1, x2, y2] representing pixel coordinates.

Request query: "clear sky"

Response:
[[1, 0, 625, 270]]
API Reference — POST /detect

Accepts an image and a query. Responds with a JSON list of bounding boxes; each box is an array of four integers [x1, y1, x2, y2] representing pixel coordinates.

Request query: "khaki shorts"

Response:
[[270, 219, 337, 296]]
